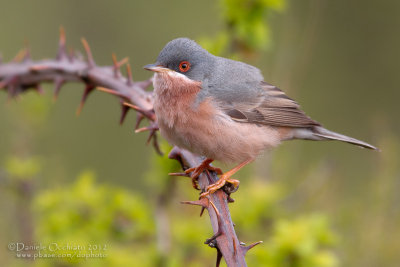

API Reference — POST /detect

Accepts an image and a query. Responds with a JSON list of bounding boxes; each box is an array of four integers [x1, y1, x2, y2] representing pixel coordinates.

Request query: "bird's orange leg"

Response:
[[200, 158, 253, 198], [169, 158, 222, 190]]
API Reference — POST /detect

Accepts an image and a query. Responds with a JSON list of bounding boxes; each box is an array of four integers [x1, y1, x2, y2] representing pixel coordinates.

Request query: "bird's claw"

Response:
[[170, 158, 222, 190], [200, 175, 240, 198]]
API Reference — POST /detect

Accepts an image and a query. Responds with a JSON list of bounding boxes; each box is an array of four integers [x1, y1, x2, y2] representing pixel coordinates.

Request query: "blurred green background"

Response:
[[0, 0, 399, 266]]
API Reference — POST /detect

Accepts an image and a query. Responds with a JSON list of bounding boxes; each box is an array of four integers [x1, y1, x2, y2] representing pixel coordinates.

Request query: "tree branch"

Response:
[[0, 30, 260, 266]]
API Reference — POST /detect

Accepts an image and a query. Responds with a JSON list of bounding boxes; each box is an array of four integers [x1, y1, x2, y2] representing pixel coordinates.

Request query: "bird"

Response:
[[144, 38, 377, 198]]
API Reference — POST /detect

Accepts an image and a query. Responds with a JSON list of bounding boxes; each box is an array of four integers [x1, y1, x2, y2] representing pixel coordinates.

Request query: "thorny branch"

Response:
[[0, 29, 262, 267]]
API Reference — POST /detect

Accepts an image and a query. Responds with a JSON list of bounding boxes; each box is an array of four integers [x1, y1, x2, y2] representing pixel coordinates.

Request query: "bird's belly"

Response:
[[156, 99, 281, 164]]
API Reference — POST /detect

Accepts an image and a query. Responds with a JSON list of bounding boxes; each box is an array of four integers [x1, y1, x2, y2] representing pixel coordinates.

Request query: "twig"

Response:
[[0, 30, 258, 266]]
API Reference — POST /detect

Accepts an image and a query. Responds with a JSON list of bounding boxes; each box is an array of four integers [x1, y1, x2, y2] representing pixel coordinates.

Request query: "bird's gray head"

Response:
[[144, 38, 215, 81], [145, 38, 264, 104]]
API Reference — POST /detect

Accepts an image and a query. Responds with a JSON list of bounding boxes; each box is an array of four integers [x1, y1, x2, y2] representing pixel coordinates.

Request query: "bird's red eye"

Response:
[[179, 61, 191, 72]]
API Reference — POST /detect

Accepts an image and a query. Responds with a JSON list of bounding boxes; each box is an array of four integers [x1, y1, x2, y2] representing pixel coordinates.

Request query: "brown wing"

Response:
[[225, 81, 321, 128]]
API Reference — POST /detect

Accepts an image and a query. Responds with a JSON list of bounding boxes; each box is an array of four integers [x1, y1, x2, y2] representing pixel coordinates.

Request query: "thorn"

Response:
[[53, 77, 64, 101], [81, 38, 95, 67], [57, 26, 67, 60], [21, 40, 32, 62], [135, 124, 158, 134], [126, 63, 133, 86], [118, 57, 129, 67], [180, 198, 209, 208], [134, 113, 145, 130], [200, 207, 206, 217], [112, 53, 129, 78], [12, 49, 27, 62], [112, 53, 119, 78], [96, 86, 125, 98], [216, 249, 223, 267], [119, 102, 130, 125], [240, 241, 263, 255], [151, 132, 163, 155], [169, 172, 190, 177], [146, 128, 156, 144], [123, 102, 155, 121], [76, 84, 95, 115]]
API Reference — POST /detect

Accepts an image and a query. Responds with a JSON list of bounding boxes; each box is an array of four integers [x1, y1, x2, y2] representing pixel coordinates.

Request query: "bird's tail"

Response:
[[312, 126, 378, 150]]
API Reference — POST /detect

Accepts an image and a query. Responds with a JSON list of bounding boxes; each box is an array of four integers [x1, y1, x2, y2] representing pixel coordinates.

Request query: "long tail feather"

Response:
[[312, 126, 378, 150]]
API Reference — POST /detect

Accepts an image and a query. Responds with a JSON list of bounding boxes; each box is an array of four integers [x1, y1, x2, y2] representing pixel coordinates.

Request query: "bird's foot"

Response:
[[169, 158, 222, 190], [200, 174, 240, 198], [200, 158, 253, 198]]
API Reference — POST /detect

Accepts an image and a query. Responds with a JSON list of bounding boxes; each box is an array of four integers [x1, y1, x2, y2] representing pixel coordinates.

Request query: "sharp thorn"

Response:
[[112, 53, 120, 78], [216, 249, 223, 267], [152, 133, 163, 155], [57, 26, 67, 61], [81, 38, 95, 67], [169, 172, 190, 177], [96, 86, 125, 97], [23, 40, 31, 62], [134, 113, 144, 130], [76, 84, 95, 115], [240, 241, 263, 255], [123, 102, 140, 110], [135, 126, 151, 133], [112, 53, 129, 78], [123, 102, 156, 121], [126, 63, 133, 86], [200, 206, 206, 217], [12, 49, 27, 62], [120, 103, 130, 125], [53, 77, 64, 101], [118, 57, 129, 67], [146, 129, 156, 144], [180, 198, 209, 208]]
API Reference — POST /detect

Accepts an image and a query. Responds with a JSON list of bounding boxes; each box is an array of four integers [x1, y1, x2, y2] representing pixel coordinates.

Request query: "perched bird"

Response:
[[144, 38, 377, 197]]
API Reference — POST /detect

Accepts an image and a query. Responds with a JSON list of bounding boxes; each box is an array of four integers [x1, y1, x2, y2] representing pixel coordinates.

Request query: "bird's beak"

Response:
[[143, 64, 171, 73]]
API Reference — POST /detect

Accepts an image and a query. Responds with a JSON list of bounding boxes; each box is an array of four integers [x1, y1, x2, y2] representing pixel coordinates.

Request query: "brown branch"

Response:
[[0, 31, 259, 266]]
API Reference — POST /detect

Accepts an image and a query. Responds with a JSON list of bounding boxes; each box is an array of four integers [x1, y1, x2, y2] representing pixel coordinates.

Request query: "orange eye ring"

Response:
[[179, 61, 191, 72]]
